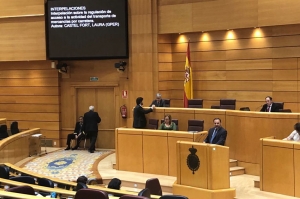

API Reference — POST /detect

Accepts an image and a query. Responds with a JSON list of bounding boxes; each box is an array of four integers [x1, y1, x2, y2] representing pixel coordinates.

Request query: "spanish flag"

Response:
[[183, 42, 193, 108]]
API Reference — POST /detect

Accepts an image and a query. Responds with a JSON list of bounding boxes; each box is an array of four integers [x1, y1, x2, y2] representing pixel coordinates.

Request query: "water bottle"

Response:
[[50, 192, 57, 198]]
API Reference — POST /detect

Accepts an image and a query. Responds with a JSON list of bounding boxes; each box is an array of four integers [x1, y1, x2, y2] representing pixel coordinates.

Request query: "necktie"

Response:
[[210, 128, 218, 143], [267, 106, 270, 112]]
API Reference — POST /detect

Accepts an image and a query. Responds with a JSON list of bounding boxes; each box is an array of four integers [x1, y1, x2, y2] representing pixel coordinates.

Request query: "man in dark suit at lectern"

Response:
[[83, 106, 101, 153], [204, 118, 227, 146], [260, 96, 280, 112]]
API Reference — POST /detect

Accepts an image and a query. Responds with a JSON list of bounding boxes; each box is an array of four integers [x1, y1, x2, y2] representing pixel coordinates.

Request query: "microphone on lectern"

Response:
[[255, 105, 263, 111]]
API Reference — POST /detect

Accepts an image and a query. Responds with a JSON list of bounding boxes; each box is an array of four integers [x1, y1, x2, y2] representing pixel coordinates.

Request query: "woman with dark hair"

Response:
[[283, 123, 300, 141], [158, 114, 177, 130], [107, 178, 122, 190]]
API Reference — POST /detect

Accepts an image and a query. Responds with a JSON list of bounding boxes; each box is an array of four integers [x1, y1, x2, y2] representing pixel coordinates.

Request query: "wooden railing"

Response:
[[0, 128, 41, 164]]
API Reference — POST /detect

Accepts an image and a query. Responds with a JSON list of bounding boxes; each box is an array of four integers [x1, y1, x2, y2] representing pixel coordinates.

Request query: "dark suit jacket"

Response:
[[149, 99, 165, 107], [133, 105, 153, 128], [260, 103, 280, 112], [83, 110, 101, 132], [204, 127, 227, 146], [73, 122, 84, 135]]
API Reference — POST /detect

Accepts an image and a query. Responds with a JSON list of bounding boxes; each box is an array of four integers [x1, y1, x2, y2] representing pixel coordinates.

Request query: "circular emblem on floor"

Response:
[[187, 145, 200, 174], [47, 156, 75, 171]]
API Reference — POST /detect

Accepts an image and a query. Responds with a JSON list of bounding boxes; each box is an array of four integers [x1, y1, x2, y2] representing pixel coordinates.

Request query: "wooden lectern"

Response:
[[173, 141, 235, 199]]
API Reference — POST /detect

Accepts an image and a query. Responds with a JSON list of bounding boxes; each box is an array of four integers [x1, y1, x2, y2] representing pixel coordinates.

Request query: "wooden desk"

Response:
[[226, 111, 300, 175], [116, 128, 207, 176], [136, 108, 300, 175], [260, 138, 300, 197]]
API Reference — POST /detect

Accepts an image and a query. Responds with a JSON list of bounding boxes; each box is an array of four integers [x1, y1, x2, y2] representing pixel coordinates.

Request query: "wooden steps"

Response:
[[229, 159, 245, 176], [230, 166, 245, 176], [230, 159, 238, 167], [254, 179, 260, 188]]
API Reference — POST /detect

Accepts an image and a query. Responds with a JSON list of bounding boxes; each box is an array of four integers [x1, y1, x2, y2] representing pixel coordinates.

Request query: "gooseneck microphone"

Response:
[[255, 104, 263, 111]]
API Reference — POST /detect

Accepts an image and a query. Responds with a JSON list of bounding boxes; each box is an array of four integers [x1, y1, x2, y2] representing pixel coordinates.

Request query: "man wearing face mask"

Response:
[[133, 97, 155, 129]]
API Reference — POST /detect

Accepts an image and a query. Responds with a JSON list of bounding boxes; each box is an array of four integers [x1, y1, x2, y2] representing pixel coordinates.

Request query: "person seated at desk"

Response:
[[204, 118, 227, 146], [65, 116, 85, 150], [158, 114, 177, 130], [107, 178, 122, 197], [260, 96, 280, 112], [77, 176, 88, 184], [150, 93, 165, 107], [283, 123, 300, 141]]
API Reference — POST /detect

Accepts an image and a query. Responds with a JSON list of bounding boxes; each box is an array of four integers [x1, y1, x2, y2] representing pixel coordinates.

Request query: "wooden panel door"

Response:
[[96, 88, 115, 149], [76, 89, 96, 117], [76, 87, 115, 149]]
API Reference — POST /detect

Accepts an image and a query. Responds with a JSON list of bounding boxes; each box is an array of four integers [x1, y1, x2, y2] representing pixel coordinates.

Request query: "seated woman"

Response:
[[283, 122, 300, 141], [159, 114, 177, 130]]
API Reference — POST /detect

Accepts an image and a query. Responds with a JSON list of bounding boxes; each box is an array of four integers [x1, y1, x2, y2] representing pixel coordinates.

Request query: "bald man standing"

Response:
[[83, 106, 101, 153]]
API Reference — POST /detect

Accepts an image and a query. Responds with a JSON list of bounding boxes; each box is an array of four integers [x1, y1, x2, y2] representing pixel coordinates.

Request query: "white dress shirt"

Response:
[[284, 130, 300, 141]]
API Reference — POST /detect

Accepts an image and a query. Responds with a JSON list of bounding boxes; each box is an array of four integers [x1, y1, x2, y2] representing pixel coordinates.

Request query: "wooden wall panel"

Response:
[[0, 104, 58, 113], [158, 4, 193, 33], [0, 17, 46, 61], [158, 24, 300, 112], [0, 79, 58, 87], [0, 96, 59, 104], [159, 0, 300, 33], [0, 61, 60, 144], [192, 0, 258, 31], [258, 0, 300, 27], [0, 87, 58, 96], [0, 0, 44, 17], [0, 112, 58, 122], [272, 58, 298, 69], [226, 60, 272, 70]]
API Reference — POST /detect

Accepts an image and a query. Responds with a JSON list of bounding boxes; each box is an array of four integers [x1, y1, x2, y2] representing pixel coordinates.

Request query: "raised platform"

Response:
[[14, 148, 299, 199], [230, 159, 245, 176], [98, 153, 175, 194]]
